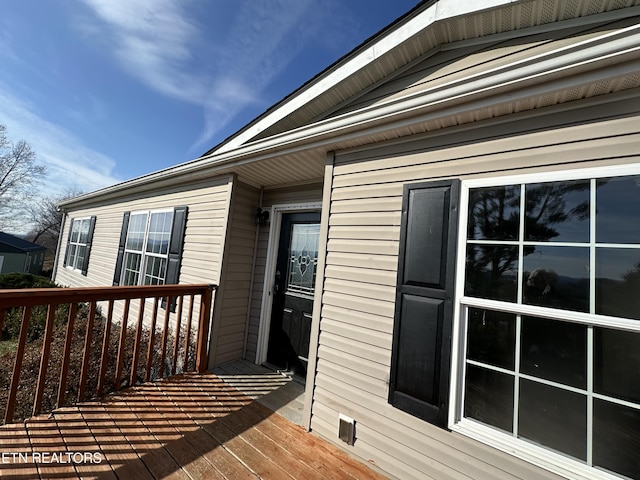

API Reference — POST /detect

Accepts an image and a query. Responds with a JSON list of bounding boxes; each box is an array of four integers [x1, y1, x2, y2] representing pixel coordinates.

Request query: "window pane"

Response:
[[597, 175, 640, 244], [596, 248, 640, 320], [464, 365, 514, 433], [76, 245, 87, 270], [594, 328, 640, 403], [467, 308, 516, 370], [68, 244, 77, 268], [123, 252, 141, 286], [520, 316, 586, 389], [524, 180, 589, 242], [467, 185, 520, 240], [523, 246, 589, 312], [70, 220, 80, 242], [465, 245, 518, 302], [126, 214, 147, 251], [593, 399, 640, 480], [146, 212, 172, 254], [144, 256, 167, 285], [78, 219, 90, 244], [518, 379, 586, 461]]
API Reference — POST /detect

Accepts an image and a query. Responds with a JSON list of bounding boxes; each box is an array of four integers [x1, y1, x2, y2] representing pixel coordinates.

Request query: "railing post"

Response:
[[78, 301, 97, 402], [196, 286, 214, 373], [129, 297, 146, 386]]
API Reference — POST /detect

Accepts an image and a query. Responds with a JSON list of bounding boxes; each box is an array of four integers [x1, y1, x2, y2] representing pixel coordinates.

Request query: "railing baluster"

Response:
[[144, 297, 159, 383], [183, 294, 195, 372], [196, 287, 213, 373], [5, 306, 31, 424], [171, 295, 184, 375], [78, 302, 97, 403], [114, 299, 131, 390], [57, 302, 78, 408], [159, 296, 171, 378], [33, 304, 57, 416], [97, 300, 114, 397], [129, 297, 146, 386]]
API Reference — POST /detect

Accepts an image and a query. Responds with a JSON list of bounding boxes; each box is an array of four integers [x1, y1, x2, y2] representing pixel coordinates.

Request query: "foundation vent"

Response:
[[338, 413, 355, 446]]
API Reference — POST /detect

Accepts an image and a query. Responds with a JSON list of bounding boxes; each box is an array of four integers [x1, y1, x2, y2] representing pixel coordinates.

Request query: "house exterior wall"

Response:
[[0, 252, 26, 275], [311, 94, 640, 480], [245, 183, 324, 364], [208, 180, 261, 366], [54, 175, 234, 343]]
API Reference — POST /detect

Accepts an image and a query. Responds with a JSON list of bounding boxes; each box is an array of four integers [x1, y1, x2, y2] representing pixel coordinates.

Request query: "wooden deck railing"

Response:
[[0, 284, 215, 425]]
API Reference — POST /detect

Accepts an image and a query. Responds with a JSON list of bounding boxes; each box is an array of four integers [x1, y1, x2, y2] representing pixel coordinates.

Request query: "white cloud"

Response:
[[0, 85, 122, 197], [75, 0, 327, 150]]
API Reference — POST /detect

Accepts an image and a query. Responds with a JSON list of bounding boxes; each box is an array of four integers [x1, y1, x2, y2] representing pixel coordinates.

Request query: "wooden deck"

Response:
[[0, 371, 387, 480]]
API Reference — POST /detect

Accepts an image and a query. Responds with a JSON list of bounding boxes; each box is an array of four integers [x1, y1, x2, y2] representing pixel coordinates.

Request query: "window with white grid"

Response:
[[454, 165, 640, 480]]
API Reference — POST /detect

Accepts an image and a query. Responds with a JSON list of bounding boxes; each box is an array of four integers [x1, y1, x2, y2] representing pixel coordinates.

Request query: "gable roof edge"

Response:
[[210, 0, 520, 156]]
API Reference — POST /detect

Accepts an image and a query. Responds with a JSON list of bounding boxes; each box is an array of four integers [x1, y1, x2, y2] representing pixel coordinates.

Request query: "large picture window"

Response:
[[112, 206, 188, 287], [454, 166, 640, 480]]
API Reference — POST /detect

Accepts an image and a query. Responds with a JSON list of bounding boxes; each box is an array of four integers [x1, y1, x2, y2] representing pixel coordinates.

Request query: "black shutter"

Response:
[[164, 206, 188, 285], [112, 212, 130, 286], [389, 179, 460, 428], [80, 216, 97, 276], [161, 206, 188, 311], [63, 219, 75, 267]]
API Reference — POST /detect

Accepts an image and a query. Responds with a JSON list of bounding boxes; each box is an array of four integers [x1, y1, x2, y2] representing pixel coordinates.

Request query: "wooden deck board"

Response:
[[0, 371, 388, 480]]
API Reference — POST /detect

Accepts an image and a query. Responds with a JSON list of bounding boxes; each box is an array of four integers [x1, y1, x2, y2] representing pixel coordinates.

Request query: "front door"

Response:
[[267, 212, 321, 377]]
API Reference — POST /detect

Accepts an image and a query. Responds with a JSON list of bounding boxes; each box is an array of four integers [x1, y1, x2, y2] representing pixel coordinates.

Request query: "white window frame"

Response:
[[450, 163, 640, 480], [120, 209, 174, 287], [66, 217, 93, 272]]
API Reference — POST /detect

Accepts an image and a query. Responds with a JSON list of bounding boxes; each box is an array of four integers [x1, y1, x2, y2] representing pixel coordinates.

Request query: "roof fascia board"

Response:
[[213, 0, 519, 155], [60, 17, 640, 209]]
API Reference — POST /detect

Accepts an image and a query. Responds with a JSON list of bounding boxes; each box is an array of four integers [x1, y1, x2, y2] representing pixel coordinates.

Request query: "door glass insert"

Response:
[[286, 223, 320, 296]]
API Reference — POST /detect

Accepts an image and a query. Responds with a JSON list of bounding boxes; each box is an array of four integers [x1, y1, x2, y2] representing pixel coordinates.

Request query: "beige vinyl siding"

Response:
[[244, 183, 323, 363], [209, 181, 261, 366], [311, 98, 640, 479], [55, 175, 234, 353], [329, 16, 634, 119]]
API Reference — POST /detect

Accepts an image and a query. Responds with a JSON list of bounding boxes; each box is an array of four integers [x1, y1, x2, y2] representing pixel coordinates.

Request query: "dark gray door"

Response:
[[267, 212, 321, 377]]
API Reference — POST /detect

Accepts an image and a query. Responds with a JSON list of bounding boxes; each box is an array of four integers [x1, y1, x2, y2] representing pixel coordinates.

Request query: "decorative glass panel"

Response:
[[465, 245, 518, 302], [524, 180, 589, 242], [520, 316, 586, 389], [596, 247, 640, 320], [286, 223, 320, 296], [518, 379, 587, 461], [596, 175, 640, 244], [594, 327, 640, 403], [467, 308, 516, 370], [523, 246, 589, 312], [467, 185, 520, 240], [464, 365, 514, 433], [593, 399, 640, 479]]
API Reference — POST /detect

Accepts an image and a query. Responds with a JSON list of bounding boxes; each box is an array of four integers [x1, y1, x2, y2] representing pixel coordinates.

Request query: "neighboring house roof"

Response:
[[59, 0, 640, 208], [0, 232, 47, 254]]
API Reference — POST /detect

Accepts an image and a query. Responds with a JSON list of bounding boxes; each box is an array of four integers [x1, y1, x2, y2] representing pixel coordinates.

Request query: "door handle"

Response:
[[274, 270, 281, 294]]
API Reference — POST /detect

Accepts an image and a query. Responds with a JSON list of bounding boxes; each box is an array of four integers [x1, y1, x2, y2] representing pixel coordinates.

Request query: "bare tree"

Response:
[[0, 125, 46, 231], [26, 189, 82, 268]]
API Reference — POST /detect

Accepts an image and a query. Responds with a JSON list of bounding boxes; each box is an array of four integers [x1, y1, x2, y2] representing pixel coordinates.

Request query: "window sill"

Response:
[[450, 419, 623, 480]]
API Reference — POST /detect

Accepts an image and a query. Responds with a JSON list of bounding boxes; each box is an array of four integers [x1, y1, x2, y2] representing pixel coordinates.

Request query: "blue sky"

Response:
[[0, 0, 419, 198]]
